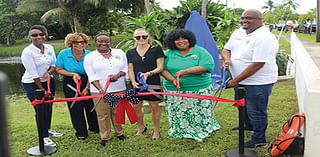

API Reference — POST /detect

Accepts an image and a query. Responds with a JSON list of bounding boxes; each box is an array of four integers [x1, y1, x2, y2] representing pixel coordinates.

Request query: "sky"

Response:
[[156, 0, 316, 14]]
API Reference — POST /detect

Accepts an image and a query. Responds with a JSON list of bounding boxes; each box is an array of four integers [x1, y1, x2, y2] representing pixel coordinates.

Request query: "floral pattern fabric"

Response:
[[164, 85, 220, 142]]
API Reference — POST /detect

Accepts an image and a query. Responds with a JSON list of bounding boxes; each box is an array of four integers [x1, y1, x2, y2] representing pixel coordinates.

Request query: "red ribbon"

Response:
[[115, 99, 138, 124], [75, 79, 84, 96], [46, 77, 51, 96]]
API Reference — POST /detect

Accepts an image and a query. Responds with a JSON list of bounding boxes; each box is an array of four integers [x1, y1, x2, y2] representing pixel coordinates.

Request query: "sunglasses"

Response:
[[134, 35, 148, 40], [240, 17, 258, 20], [31, 33, 46, 37], [72, 41, 86, 44]]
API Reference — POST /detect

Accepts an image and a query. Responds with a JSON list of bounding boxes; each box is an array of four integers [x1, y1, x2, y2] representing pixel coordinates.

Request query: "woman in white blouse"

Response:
[[21, 25, 62, 147], [84, 33, 128, 146]]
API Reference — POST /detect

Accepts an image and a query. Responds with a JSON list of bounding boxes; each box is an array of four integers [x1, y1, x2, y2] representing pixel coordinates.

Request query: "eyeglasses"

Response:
[[72, 41, 86, 44], [31, 33, 46, 37], [240, 17, 258, 20], [134, 35, 148, 40]]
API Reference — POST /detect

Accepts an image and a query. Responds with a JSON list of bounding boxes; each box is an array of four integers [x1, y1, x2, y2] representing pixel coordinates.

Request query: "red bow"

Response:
[[115, 99, 138, 124], [31, 98, 45, 106], [233, 98, 245, 108]]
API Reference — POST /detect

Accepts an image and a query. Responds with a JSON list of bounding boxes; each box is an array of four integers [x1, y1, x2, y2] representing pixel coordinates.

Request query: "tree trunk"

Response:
[[201, 0, 207, 19], [71, 10, 82, 33], [144, 0, 151, 14], [73, 16, 82, 33], [6, 23, 16, 46]]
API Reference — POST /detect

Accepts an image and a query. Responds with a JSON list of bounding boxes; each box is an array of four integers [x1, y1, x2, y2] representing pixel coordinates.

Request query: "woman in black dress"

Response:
[[127, 28, 164, 140]]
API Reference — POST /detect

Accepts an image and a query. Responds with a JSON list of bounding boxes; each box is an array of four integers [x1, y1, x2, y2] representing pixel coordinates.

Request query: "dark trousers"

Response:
[[62, 75, 99, 137], [22, 78, 56, 137], [234, 83, 274, 142]]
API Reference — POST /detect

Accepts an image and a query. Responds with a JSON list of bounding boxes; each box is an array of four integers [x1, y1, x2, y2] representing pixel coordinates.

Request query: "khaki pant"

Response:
[[91, 91, 124, 140]]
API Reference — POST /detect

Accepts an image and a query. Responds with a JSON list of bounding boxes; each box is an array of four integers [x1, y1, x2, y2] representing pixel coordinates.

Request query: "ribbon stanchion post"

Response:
[[0, 72, 9, 157], [226, 87, 257, 157], [27, 89, 56, 156]]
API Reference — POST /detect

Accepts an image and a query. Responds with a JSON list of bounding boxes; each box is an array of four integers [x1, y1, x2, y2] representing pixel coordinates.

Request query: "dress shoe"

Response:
[[100, 140, 108, 146], [117, 135, 127, 140]]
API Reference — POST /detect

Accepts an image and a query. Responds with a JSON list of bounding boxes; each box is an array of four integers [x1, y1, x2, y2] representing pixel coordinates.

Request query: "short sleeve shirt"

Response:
[[21, 43, 56, 83], [126, 46, 165, 85], [163, 45, 214, 91], [55, 48, 90, 74], [224, 26, 278, 85], [84, 49, 128, 93]]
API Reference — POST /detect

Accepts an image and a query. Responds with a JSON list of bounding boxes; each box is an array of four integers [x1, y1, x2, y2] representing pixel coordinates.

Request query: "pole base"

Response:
[[27, 146, 56, 156], [226, 148, 257, 157]]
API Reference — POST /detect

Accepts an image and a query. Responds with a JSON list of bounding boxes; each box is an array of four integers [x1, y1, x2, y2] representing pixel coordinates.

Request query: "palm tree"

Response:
[[17, 0, 117, 33], [201, 0, 207, 18], [281, 0, 300, 10], [261, 0, 276, 13], [144, 0, 151, 14]]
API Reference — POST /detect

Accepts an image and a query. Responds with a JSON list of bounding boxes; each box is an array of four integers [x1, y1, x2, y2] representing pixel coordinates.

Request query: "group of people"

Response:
[[21, 9, 278, 149]]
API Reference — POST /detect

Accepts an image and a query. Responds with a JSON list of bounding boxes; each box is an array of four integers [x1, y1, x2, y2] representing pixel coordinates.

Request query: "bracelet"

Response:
[[148, 71, 153, 76]]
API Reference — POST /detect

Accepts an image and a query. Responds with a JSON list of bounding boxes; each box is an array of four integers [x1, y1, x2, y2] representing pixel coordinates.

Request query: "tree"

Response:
[[144, 0, 151, 14], [0, 0, 30, 45], [261, 0, 276, 13], [17, 0, 118, 33], [201, 0, 207, 18]]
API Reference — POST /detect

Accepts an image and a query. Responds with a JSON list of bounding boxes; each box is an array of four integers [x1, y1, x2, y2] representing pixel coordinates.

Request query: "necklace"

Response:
[[137, 45, 150, 61]]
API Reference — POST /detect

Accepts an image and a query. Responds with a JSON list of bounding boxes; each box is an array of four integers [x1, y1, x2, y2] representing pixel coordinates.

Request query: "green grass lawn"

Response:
[[7, 79, 299, 157], [273, 30, 320, 45]]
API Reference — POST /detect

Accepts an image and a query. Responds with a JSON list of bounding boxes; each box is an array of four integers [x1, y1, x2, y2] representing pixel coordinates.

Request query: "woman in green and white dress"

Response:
[[162, 29, 220, 142]]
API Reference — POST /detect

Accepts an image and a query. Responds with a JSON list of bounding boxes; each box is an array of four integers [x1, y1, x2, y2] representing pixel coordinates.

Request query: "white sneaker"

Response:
[[43, 137, 56, 147], [48, 129, 63, 137]]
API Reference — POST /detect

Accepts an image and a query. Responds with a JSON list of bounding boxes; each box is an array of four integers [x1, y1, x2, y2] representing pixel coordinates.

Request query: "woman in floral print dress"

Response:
[[161, 29, 220, 142]]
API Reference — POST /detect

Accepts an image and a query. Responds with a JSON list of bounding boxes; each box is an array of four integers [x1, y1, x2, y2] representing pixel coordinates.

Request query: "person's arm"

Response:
[[128, 63, 139, 88], [226, 62, 265, 88], [161, 70, 177, 87], [55, 67, 81, 83], [221, 48, 231, 70], [177, 66, 209, 78], [140, 57, 164, 81]]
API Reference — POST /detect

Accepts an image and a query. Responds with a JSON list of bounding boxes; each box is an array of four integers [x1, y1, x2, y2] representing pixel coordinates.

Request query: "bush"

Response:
[[276, 49, 293, 76]]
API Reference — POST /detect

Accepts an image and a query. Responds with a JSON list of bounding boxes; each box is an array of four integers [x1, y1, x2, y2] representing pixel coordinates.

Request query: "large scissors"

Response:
[[136, 72, 163, 99], [213, 66, 231, 108], [67, 79, 84, 108], [91, 75, 112, 112]]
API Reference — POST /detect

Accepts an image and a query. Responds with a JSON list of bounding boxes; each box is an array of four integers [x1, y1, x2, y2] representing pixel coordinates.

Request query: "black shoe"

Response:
[[100, 140, 108, 147], [77, 136, 87, 140], [117, 135, 127, 140], [89, 129, 99, 133], [244, 139, 267, 148], [231, 126, 253, 132]]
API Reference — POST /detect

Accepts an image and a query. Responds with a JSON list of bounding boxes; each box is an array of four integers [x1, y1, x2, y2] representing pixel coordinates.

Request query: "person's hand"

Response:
[[44, 72, 52, 82], [176, 69, 187, 78], [226, 79, 239, 89], [171, 79, 177, 87], [109, 74, 120, 82], [140, 72, 149, 82], [82, 87, 89, 96], [72, 73, 81, 83], [131, 81, 140, 89], [223, 60, 231, 71]]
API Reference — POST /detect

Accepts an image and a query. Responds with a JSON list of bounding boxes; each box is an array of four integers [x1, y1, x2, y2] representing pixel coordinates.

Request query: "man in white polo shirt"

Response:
[[222, 9, 278, 148]]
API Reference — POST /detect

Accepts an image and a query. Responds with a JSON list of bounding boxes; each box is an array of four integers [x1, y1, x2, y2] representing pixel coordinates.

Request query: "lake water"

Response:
[[0, 57, 63, 95]]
